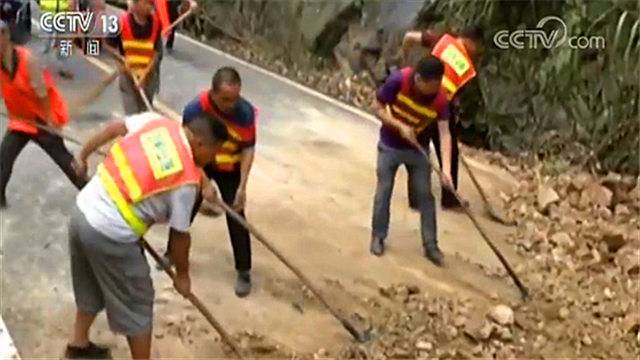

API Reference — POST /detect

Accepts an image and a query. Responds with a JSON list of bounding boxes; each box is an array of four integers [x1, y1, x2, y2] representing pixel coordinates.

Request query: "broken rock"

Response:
[[602, 229, 627, 253], [614, 204, 631, 217], [558, 307, 570, 320], [581, 182, 613, 208], [537, 184, 560, 212], [488, 304, 515, 326], [415, 340, 433, 351], [550, 232, 574, 249]]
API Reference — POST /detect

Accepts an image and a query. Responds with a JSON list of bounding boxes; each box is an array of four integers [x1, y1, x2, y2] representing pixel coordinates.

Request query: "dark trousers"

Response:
[[0, 130, 87, 201], [412, 116, 461, 208], [191, 167, 251, 272], [165, 0, 181, 49]]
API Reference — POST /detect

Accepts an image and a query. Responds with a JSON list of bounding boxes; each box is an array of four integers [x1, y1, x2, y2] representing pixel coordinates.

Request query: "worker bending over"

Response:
[[182, 66, 257, 297], [66, 111, 228, 359], [371, 56, 453, 266], [108, 0, 162, 114], [402, 26, 482, 210], [0, 20, 86, 208]]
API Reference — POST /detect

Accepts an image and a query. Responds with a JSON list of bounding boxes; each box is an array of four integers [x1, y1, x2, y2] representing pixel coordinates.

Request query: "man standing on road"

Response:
[[154, 0, 195, 54], [0, 20, 87, 208], [402, 26, 482, 210], [38, 0, 76, 79], [67, 111, 228, 359], [370, 56, 453, 266], [182, 66, 257, 297], [108, 0, 162, 114]]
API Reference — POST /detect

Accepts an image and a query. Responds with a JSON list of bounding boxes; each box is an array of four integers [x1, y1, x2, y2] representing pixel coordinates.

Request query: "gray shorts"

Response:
[[68, 205, 154, 336]]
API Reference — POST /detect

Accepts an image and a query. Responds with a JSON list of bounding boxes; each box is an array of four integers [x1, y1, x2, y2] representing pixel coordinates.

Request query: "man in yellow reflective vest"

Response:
[[39, 0, 76, 79], [107, 0, 162, 114], [402, 26, 483, 210], [67, 111, 228, 359]]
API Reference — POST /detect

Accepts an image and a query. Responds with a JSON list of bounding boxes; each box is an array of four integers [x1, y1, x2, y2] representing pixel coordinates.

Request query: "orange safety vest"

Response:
[[198, 91, 257, 172], [0, 47, 68, 135], [153, 0, 172, 36], [431, 34, 476, 100], [119, 13, 160, 79], [97, 117, 201, 235], [389, 67, 444, 133]]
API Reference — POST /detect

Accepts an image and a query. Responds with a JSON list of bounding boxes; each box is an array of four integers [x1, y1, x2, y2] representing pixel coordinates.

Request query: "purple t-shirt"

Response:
[[376, 70, 450, 149]]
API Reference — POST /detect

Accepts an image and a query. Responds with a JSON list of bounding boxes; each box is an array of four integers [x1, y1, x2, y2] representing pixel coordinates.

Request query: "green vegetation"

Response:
[[420, 0, 639, 174]]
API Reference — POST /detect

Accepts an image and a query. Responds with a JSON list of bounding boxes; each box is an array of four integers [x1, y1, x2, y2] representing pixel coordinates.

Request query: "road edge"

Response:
[[0, 316, 20, 359]]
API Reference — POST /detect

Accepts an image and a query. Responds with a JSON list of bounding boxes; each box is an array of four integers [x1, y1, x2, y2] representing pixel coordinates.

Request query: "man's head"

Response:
[[130, 0, 154, 18], [0, 20, 11, 54], [413, 56, 445, 96], [460, 25, 483, 57], [184, 113, 229, 167], [209, 66, 242, 114]]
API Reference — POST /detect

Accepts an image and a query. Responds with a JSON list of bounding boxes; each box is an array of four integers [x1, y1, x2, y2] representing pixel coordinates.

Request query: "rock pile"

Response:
[[339, 157, 638, 358]]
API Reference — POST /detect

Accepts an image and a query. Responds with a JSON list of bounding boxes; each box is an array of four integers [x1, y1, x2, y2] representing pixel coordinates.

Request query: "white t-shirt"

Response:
[[76, 112, 198, 243]]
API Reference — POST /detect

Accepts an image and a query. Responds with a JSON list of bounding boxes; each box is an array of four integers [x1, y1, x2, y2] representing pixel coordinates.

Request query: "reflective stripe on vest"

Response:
[[390, 68, 440, 133], [198, 91, 257, 172], [40, 0, 70, 13], [98, 117, 200, 236], [0, 47, 68, 135], [97, 163, 149, 236], [120, 13, 159, 79], [431, 33, 476, 100]]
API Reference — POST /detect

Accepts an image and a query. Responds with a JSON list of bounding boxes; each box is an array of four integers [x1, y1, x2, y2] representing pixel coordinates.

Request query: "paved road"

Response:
[[1, 16, 522, 357]]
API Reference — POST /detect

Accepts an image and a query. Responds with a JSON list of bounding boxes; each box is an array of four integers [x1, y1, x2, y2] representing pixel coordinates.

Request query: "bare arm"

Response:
[[232, 147, 254, 210], [168, 228, 190, 274], [437, 119, 453, 187], [238, 147, 254, 191], [78, 120, 127, 163], [402, 31, 423, 63], [168, 228, 192, 296], [373, 99, 418, 146]]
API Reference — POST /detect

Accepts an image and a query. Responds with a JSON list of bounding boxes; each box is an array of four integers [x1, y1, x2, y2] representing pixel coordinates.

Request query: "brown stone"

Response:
[[571, 173, 592, 191], [613, 203, 631, 217], [550, 232, 574, 249], [537, 184, 560, 212], [601, 229, 627, 253], [488, 305, 515, 326], [580, 183, 613, 208]]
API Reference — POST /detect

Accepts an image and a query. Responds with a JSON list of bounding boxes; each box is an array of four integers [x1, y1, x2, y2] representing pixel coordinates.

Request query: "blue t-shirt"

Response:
[[182, 94, 256, 149]]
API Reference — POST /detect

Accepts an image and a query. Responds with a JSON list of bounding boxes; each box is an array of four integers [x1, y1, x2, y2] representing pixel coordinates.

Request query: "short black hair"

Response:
[[415, 56, 445, 81], [184, 113, 229, 145], [461, 25, 483, 42], [212, 66, 241, 92]]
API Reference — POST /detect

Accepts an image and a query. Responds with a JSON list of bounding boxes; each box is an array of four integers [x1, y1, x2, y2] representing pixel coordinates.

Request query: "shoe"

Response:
[[425, 248, 445, 267], [166, 47, 174, 55], [0, 196, 6, 209], [234, 270, 251, 298], [65, 342, 111, 359], [370, 236, 385, 256]]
